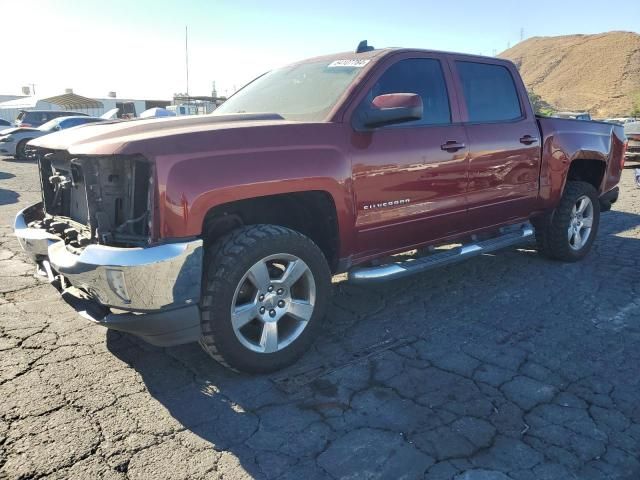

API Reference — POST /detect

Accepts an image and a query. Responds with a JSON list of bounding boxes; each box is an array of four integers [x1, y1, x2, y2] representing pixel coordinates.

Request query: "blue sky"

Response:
[[1, 0, 638, 100]]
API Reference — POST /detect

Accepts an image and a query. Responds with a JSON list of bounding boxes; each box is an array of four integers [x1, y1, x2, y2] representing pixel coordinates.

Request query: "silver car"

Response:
[[0, 116, 105, 159]]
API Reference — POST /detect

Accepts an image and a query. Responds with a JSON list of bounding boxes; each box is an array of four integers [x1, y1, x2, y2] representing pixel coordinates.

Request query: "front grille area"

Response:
[[31, 147, 153, 250]]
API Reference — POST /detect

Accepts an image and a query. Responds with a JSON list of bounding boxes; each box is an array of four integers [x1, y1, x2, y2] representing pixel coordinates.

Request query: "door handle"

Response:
[[441, 141, 466, 152], [519, 135, 538, 145]]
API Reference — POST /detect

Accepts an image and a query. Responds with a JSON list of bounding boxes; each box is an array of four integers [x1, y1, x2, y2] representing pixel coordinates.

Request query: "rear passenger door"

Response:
[[450, 58, 541, 229]]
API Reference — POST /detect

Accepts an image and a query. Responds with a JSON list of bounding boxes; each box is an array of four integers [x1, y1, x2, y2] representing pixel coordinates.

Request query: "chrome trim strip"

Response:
[[349, 224, 534, 284]]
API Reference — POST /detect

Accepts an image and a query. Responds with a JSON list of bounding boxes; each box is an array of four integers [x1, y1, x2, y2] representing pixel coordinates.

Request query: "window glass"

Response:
[[61, 118, 80, 128], [456, 61, 522, 122], [215, 59, 366, 122], [364, 58, 451, 126]]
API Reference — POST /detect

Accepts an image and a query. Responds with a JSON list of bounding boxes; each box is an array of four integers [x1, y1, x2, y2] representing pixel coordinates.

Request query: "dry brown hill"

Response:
[[500, 31, 640, 118]]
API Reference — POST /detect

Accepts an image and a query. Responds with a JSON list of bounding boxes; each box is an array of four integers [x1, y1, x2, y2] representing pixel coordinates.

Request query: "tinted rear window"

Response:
[[25, 111, 49, 123], [48, 112, 71, 120], [456, 61, 522, 123]]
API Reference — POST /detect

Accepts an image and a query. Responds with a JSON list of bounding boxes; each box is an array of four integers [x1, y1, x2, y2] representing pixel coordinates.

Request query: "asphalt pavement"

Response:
[[1, 156, 639, 479]]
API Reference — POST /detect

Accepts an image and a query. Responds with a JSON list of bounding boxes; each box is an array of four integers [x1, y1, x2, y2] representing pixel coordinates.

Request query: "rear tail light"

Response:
[[621, 140, 627, 169]]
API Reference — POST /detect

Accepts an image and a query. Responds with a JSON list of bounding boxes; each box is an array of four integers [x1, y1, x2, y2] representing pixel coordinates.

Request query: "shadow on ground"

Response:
[[0, 188, 19, 206], [106, 209, 640, 478]]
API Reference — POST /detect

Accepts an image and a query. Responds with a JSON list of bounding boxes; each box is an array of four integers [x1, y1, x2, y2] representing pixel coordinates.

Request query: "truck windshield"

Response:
[[213, 60, 367, 122]]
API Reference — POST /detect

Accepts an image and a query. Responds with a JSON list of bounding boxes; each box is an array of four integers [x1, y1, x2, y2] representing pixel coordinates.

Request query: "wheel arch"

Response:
[[564, 158, 607, 192], [201, 191, 341, 272]]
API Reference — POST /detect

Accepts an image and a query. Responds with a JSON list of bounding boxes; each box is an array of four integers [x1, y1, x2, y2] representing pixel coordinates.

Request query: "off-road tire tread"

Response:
[[535, 181, 600, 262], [199, 224, 330, 373]]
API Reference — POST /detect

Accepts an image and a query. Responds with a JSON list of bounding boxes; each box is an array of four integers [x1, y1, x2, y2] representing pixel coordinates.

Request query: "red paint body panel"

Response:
[[536, 116, 624, 209], [349, 125, 469, 259], [29, 48, 626, 271]]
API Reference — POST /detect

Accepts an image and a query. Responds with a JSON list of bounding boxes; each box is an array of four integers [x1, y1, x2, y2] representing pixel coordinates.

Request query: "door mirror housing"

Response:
[[358, 93, 423, 129]]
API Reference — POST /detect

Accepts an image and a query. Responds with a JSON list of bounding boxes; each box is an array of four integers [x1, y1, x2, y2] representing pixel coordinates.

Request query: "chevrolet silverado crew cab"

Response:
[[15, 42, 625, 373]]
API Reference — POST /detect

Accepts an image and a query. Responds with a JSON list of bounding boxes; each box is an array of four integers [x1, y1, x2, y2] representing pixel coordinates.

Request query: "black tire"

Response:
[[200, 224, 331, 373], [535, 181, 600, 262], [15, 139, 30, 160]]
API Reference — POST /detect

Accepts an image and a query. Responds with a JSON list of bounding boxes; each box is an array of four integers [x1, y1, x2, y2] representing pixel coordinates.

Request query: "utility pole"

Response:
[[185, 26, 190, 98], [520, 27, 525, 42]]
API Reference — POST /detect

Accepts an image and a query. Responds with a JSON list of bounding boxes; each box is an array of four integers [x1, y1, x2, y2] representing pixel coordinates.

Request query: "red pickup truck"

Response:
[[15, 43, 625, 372]]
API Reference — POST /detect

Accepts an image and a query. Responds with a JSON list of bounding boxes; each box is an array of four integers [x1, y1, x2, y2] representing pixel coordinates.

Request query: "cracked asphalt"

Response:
[[1, 156, 640, 480]]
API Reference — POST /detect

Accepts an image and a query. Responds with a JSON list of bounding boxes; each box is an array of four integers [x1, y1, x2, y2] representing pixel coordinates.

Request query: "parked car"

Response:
[[14, 109, 88, 128], [0, 116, 105, 158], [15, 43, 624, 373], [0, 119, 11, 130], [604, 117, 637, 125], [624, 121, 640, 162]]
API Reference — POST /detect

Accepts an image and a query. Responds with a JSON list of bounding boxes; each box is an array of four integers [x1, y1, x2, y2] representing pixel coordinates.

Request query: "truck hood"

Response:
[[28, 113, 290, 155]]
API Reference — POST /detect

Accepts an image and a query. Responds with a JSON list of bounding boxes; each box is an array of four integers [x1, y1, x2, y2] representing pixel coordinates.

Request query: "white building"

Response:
[[0, 95, 27, 104], [0, 92, 170, 123]]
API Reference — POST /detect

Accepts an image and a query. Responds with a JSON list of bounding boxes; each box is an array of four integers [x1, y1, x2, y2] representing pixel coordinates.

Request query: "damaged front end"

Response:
[[14, 148, 203, 347], [36, 150, 154, 250]]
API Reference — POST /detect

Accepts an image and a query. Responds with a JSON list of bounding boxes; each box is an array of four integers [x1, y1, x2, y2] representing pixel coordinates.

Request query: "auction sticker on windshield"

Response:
[[328, 59, 371, 68]]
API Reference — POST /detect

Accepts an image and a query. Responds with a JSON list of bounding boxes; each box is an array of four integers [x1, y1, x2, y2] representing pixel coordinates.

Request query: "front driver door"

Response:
[[348, 54, 469, 261]]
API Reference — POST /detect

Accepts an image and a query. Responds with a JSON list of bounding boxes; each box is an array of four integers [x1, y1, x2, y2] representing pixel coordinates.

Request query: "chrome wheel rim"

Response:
[[568, 195, 594, 251], [230, 253, 316, 354]]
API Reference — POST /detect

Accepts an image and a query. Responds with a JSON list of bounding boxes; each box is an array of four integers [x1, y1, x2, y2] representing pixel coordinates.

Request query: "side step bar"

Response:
[[349, 223, 534, 284]]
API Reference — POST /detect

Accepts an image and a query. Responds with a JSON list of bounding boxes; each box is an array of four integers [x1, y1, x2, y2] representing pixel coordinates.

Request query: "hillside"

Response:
[[500, 31, 640, 118]]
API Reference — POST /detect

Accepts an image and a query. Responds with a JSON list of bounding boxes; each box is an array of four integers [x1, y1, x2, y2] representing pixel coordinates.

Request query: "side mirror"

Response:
[[360, 93, 423, 129]]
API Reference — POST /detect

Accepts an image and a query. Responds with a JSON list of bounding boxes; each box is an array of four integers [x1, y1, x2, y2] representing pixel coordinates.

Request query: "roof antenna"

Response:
[[356, 40, 374, 53]]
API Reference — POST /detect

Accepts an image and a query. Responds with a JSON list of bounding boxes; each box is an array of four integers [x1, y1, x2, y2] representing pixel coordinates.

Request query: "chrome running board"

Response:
[[348, 223, 534, 284]]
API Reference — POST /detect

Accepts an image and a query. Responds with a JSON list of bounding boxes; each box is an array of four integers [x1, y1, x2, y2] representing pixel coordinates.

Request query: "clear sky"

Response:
[[1, 0, 638, 100]]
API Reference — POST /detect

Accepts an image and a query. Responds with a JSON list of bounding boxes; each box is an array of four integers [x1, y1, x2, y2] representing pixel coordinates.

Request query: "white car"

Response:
[[0, 116, 105, 158]]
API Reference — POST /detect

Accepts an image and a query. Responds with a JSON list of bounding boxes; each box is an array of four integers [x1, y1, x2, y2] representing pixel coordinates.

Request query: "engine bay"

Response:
[[32, 149, 153, 251]]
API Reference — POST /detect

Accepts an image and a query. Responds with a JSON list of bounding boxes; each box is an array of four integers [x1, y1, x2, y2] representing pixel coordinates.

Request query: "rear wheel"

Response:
[[199, 224, 331, 373], [535, 181, 600, 262]]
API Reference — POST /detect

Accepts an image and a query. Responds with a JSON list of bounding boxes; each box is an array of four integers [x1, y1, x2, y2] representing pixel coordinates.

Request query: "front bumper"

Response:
[[0, 141, 16, 156], [14, 203, 203, 346]]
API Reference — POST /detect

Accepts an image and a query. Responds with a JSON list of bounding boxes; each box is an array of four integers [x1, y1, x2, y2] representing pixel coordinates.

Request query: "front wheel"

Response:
[[535, 181, 600, 262], [15, 139, 30, 160], [199, 224, 331, 373]]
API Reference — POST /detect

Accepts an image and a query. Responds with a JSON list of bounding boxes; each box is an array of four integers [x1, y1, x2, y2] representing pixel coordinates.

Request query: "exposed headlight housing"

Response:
[[0, 136, 14, 143]]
